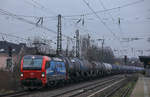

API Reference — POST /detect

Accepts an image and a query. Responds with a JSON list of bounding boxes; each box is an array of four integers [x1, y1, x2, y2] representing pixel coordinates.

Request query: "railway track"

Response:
[[47, 75, 125, 97], [121, 87, 131, 97], [100, 75, 137, 97], [0, 75, 127, 97], [80, 78, 126, 97], [100, 78, 128, 97], [0, 90, 29, 97], [119, 77, 137, 97]]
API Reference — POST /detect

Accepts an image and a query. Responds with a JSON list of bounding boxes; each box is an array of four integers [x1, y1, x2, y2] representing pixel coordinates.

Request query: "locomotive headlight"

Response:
[[41, 72, 45, 77], [20, 73, 23, 77]]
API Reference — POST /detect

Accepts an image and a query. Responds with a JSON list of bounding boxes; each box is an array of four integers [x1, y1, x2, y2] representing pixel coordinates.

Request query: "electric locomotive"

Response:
[[20, 55, 51, 87], [20, 55, 67, 88]]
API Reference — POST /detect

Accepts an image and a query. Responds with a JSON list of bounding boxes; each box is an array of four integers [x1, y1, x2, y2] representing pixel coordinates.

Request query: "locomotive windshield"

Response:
[[23, 57, 43, 70]]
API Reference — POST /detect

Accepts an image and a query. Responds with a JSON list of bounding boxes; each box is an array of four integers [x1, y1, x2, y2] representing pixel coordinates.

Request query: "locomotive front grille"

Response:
[[21, 78, 42, 86]]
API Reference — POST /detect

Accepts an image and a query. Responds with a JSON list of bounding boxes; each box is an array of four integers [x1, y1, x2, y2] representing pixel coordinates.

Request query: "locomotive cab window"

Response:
[[23, 57, 43, 70]]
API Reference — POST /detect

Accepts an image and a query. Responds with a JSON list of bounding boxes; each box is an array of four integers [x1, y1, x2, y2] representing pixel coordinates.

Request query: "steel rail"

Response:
[[0, 90, 29, 97], [50, 76, 124, 97]]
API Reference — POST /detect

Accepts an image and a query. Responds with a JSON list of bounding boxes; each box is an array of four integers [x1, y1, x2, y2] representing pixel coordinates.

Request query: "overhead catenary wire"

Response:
[[1, 8, 147, 41], [61, 0, 144, 18], [0, 11, 62, 45], [25, 0, 75, 43], [1, 12, 149, 24], [61, 14, 96, 39], [0, 0, 146, 56], [0, 9, 74, 41], [0, 0, 143, 19], [23, 0, 79, 42], [0, 0, 76, 44], [0, 13, 57, 19], [82, 0, 119, 39], [3, 0, 58, 19], [0, 32, 56, 45], [81, 0, 133, 57], [97, 0, 124, 39], [30, 0, 57, 15], [23, 0, 57, 16], [20, 0, 76, 44], [98, 0, 115, 23], [0, 32, 28, 41]]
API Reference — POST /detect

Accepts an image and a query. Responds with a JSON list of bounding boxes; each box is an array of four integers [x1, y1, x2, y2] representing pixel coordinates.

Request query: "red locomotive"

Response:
[[20, 55, 50, 87]]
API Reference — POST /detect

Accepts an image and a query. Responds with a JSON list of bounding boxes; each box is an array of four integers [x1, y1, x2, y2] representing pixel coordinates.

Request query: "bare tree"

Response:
[[32, 36, 53, 54], [80, 35, 115, 63]]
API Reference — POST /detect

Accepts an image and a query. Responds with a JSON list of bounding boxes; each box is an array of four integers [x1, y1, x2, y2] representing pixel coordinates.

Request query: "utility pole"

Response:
[[66, 37, 69, 56], [87, 34, 90, 49], [57, 14, 62, 55], [97, 38, 104, 62], [102, 39, 104, 63], [75, 29, 80, 57], [7, 46, 13, 72], [124, 55, 127, 65]]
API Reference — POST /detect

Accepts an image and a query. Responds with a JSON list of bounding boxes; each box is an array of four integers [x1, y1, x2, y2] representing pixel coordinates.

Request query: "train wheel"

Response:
[[48, 81, 56, 88], [28, 87, 35, 91]]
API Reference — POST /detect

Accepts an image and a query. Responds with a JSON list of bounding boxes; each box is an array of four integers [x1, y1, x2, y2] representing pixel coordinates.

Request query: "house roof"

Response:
[[139, 56, 150, 66], [139, 56, 150, 62], [0, 41, 26, 54]]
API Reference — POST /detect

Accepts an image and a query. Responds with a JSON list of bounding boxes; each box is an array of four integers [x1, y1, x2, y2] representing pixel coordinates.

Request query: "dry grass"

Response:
[[0, 71, 20, 94]]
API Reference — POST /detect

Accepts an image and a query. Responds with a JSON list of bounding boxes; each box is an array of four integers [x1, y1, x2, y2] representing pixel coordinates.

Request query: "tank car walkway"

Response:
[[130, 75, 150, 97]]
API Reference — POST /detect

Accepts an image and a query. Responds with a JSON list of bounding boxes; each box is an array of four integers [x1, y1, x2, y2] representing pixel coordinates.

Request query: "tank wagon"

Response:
[[20, 55, 144, 88]]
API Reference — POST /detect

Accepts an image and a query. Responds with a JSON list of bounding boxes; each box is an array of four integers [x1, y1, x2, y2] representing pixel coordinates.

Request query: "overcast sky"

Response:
[[0, 0, 150, 58]]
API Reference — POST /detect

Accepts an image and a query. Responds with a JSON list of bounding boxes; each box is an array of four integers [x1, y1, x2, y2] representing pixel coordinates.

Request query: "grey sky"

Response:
[[0, 0, 150, 58]]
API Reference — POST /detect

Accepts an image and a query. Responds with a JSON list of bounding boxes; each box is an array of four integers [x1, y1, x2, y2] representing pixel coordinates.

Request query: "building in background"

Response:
[[0, 41, 26, 70], [139, 56, 150, 77]]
